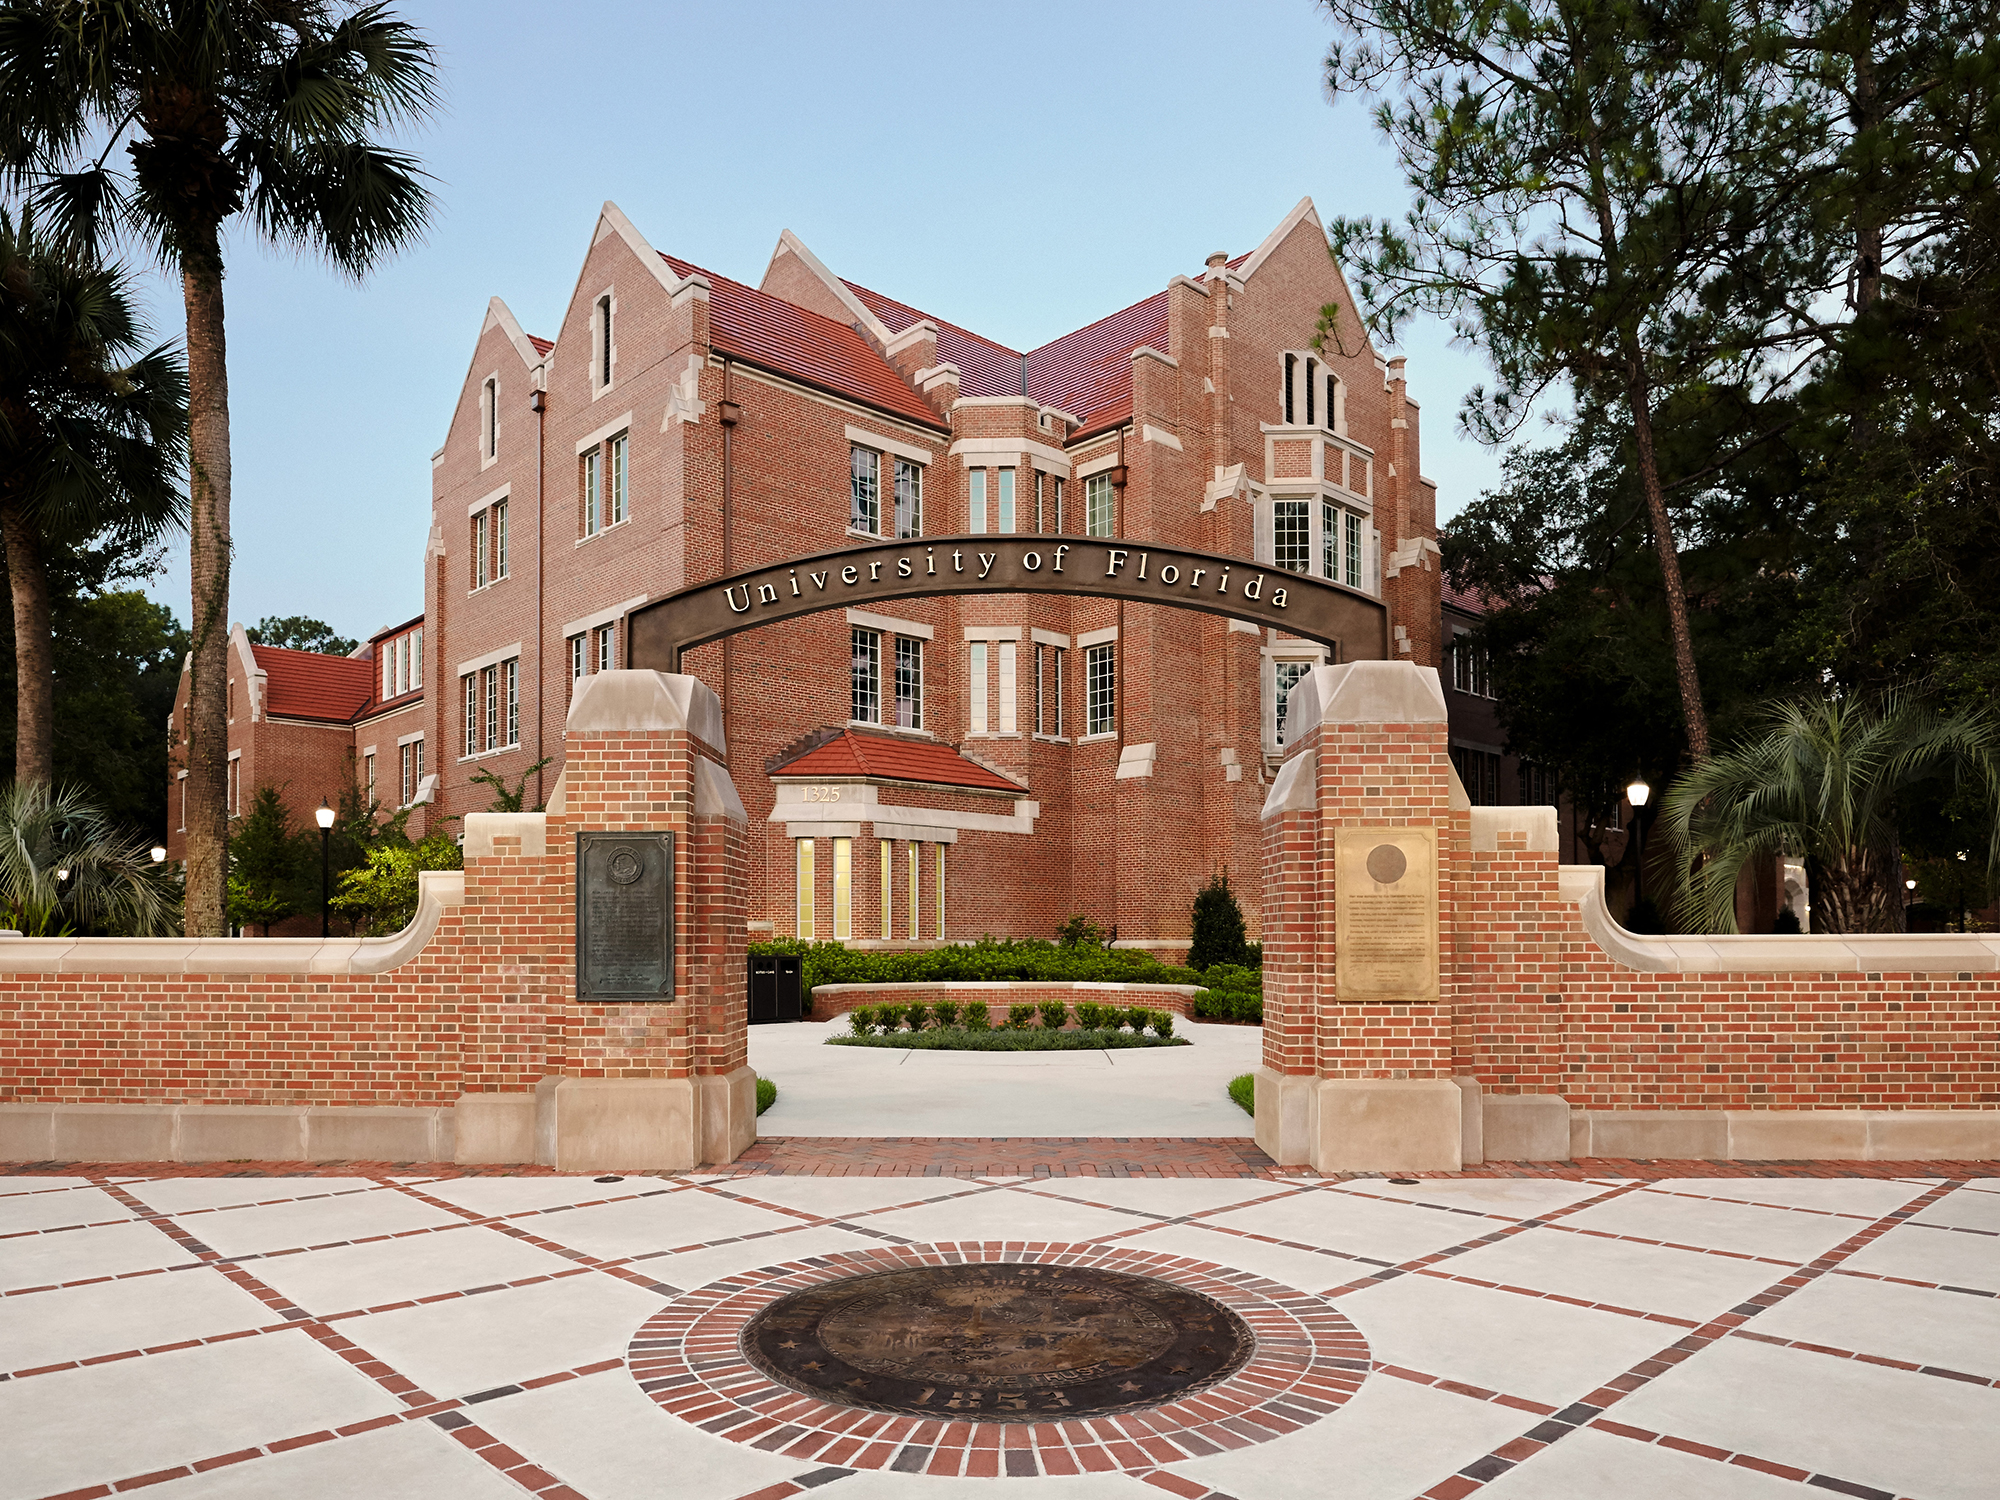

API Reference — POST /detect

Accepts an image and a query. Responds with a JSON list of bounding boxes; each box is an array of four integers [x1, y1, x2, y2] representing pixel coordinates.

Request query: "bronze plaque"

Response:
[[576, 831, 675, 1001], [742, 1263, 1253, 1421], [1334, 826, 1439, 1002]]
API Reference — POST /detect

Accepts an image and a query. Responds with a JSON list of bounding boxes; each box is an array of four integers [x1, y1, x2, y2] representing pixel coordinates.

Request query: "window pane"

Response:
[[1274, 500, 1309, 573], [908, 841, 920, 940], [1087, 644, 1115, 735], [894, 459, 922, 538], [495, 501, 509, 577], [935, 844, 946, 939], [1034, 642, 1045, 735], [851, 627, 880, 723], [998, 469, 1015, 533], [597, 626, 612, 673], [462, 675, 477, 757], [505, 659, 519, 745], [1321, 500, 1336, 580], [1053, 648, 1065, 736], [583, 450, 600, 535], [483, 667, 498, 752], [796, 840, 815, 938], [879, 839, 892, 940], [894, 637, 922, 729], [1274, 660, 1312, 745], [610, 434, 628, 524], [472, 511, 486, 589], [1035, 471, 1045, 533], [968, 469, 986, 533], [570, 635, 585, 682], [850, 447, 880, 534], [1054, 478, 1065, 534], [1345, 512, 1362, 588], [1086, 474, 1113, 537], [997, 640, 1017, 732], [832, 837, 852, 940], [968, 642, 988, 734]]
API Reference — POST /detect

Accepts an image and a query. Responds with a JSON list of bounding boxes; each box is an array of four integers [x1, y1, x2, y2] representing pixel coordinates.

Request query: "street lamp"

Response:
[[1625, 778, 1651, 907], [149, 846, 166, 864], [316, 800, 336, 937]]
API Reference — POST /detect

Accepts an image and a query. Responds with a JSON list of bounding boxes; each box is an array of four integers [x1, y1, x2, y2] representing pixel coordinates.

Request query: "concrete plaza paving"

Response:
[[748, 1019, 1261, 1138], [2, 1164, 1995, 1499]]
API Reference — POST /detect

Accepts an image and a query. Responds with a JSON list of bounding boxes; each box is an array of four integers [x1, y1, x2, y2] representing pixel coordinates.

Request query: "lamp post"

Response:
[[1626, 778, 1651, 907], [316, 801, 336, 937], [149, 846, 165, 865]]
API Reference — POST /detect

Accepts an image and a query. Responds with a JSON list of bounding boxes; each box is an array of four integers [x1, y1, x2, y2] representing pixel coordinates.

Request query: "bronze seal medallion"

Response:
[[741, 1262, 1254, 1421]]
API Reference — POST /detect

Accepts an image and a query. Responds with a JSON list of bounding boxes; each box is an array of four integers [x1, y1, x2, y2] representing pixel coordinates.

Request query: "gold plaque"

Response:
[[1334, 827, 1439, 1002]]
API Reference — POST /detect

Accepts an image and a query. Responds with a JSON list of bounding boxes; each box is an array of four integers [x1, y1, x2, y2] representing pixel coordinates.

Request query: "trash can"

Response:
[[748, 954, 803, 1023]]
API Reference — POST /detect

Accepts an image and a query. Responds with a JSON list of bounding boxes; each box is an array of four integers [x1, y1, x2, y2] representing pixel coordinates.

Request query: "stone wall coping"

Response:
[[1284, 661, 1446, 739], [1561, 864, 2000, 973], [564, 668, 724, 752], [0, 869, 465, 976], [812, 980, 1204, 994]]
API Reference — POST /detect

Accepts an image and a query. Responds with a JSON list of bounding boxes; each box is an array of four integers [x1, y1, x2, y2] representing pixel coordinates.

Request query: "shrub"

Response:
[[878, 1003, 908, 1031], [1073, 1001, 1102, 1030], [1149, 1011, 1175, 1039], [962, 1002, 991, 1031], [831, 1030, 1190, 1052], [755, 1076, 777, 1114], [749, 935, 1210, 1000], [1006, 1002, 1037, 1031], [1057, 913, 1109, 948], [847, 1007, 876, 1037], [1187, 873, 1252, 971], [1227, 1073, 1254, 1115], [1192, 989, 1263, 1023], [933, 999, 961, 1028], [906, 1003, 932, 1032], [1038, 1001, 1068, 1030], [1122, 1006, 1149, 1033]]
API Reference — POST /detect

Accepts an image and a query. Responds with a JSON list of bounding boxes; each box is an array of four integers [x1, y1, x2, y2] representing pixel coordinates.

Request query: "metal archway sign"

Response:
[[627, 534, 1389, 671]]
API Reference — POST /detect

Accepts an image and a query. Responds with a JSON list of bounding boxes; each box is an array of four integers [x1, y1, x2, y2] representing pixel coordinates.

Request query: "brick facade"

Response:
[[173, 198, 1444, 950]]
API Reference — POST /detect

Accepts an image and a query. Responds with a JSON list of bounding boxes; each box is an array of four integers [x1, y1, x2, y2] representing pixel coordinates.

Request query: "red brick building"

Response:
[[170, 197, 1444, 949]]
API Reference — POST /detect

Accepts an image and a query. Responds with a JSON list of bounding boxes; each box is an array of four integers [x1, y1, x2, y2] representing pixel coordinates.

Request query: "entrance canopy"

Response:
[[627, 533, 1389, 671]]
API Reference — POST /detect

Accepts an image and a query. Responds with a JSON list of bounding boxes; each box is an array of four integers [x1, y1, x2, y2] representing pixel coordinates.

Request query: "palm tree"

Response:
[[0, 780, 178, 935], [1660, 694, 2000, 934], [0, 1, 439, 935], [0, 211, 186, 789]]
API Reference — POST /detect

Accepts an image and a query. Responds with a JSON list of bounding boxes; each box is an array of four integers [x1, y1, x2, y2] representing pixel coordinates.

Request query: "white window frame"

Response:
[[968, 641, 988, 734], [894, 456, 923, 539], [505, 658, 520, 746], [1085, 472, 1114, 537], [893, 636, 923, 730], [997, 468, 1016, 534], [462, 673, 478, 757], [796, 838, 816, 938], [850, 445, 881, 537], [851, 627, 881, 724], [968, 468, 987, 533], [1085, 642, 1116, 738], [832, 836, 852, 941], [1264, 647, 1329, 754]]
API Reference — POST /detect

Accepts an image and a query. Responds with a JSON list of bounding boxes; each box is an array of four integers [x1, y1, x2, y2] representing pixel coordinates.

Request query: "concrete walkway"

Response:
[[747, 1018, 1260, 1137]]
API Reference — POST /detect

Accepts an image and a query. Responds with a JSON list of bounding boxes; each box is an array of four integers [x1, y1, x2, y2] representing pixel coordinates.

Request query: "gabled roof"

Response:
[[769, 728, 1026, 793], [843, 280, 1026, 399], [527, 335, 553, 356], [663, 257, 945, 432], [251, 645, 376, 724]]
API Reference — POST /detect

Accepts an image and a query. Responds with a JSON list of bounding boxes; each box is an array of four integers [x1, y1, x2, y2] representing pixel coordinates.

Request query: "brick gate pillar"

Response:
[[1255, 661, 1465, 1171], [537, 670, 754, 1171]]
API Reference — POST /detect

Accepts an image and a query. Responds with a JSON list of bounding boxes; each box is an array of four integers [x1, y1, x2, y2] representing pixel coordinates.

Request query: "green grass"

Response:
[[1228, 1073, 1255, 1115], [755, 1076, 777, 1114], [829, 1028, 1190, 1051]]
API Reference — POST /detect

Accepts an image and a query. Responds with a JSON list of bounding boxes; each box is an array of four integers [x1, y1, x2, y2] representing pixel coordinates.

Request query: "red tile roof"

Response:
[[527, 334, 553, 356], [664, 257, 945, 431], [251, 645, 376, 724], [770, 729, 1025, 793], [843, 281, 1027, 400]]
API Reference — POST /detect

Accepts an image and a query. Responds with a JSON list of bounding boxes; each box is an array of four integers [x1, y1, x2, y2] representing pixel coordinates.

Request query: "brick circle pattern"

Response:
[[626, 1240, 1372, 1480]]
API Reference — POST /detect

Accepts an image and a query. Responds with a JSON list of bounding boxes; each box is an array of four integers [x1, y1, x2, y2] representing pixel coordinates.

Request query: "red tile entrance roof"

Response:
[[251, 645, 376, 724], [770, 729, 1025, 793], [664, 257, 945, 431]]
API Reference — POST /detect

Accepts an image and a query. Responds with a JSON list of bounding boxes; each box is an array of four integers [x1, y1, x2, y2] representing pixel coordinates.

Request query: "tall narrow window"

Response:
[[1345, 512, 1362, 588], [795, 840, 815, 938], [569, 635, 585, 686], [412, 736, 424, 788], [850, 447, 880, 535], [851, 628, 881, 723], [832, 837, 852, 941], [596, 624, 613, 673], [483, 667, 499, 752], [1052, 647, 1065, 735], [227, 757, 238, 816], [411, 628, 423, 689], [1035, 643, 1046, 734], [894, 458, 922, 538], [462, 675, 478, 756], [608, 435, 628, 525], [1086, 473, 1114, 537], [1321, 499, 1337, 580], [402, 742, 416, 804], [1304, 357, 1317, 426], [472, 510, 489, 589], [968, 469, 987, 533], [997, 469, 1015, 533], [968, 642, 988, 734], [934, 844, 946, 938], [1274, 500, 1309, 573], [894, 637, 922, 729], [997, 640, 1017, 732], [879, 839, 893, 940], [481, 376, 498, 459], [582, 448, 601, 536], [494, 500, 510, 578], [1086, 643, 1116, 736], [1283, 352, 1297, 423], [382, 645, 392, 700], [364, 752, 376, 806], [908, 841, 920, 940], [1053, 477, 1065, 533], [595, 294, 612, 388], [505, 659, 520, 745], [1034, 471, 1045, 533], [1274, 660, 1313, 746]]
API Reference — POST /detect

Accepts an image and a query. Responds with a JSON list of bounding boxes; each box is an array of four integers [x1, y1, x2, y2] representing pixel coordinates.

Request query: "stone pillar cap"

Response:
[[565, 670, 725, 753], [1285, 661, 1445, 737]]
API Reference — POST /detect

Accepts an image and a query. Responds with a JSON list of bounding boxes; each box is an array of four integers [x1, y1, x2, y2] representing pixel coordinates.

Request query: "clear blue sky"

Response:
[[123, 0, 1504, 644]]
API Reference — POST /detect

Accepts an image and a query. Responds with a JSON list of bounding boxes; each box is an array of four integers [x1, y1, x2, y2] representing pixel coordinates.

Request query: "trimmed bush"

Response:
[[906, 1003, 932, 1032], [750, 935, 1205, 995], [932, 999, 961, 1028], [756, 1076, 777, 1114], [848, 1006, 877, 1036], [1227, 1073, 1254, 1115], [1149, 1011, 1175, 1039], [878, 1003, 908, 1031], [1121, 1006, 1149, 1033], [1038, 1001, 1068, 1030], [831, 1030, 1189, 1052], [1005, 1002, 1037, 1031], [1192, 988, 1263, 1023], [962, 1002, 991, 1031]]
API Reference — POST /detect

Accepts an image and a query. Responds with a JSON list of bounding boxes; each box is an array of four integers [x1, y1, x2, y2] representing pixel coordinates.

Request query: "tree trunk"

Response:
[[1815, 846, 1900, 933], [181, 232, 232, 937], [0, 504, 54, 788], [1623, 359, 1712, 761]]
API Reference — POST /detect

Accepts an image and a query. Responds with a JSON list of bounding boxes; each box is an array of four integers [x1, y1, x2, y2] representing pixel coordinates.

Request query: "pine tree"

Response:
[[1187, 874, 1251, 972], [226, 786, 306, 936]]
